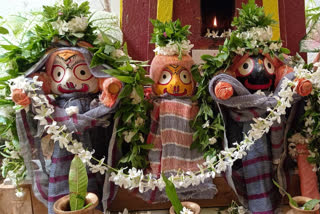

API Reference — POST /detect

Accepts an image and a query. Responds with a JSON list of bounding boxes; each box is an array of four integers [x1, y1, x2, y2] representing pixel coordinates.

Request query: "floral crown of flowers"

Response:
[[227, 0, 289, 57], [41, 0, 122, 47], [150, 19, 194, 59]]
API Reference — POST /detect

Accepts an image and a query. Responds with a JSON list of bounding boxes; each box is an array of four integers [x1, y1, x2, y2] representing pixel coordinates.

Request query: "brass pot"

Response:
[[169, 201, 201, 214], [53, 192, 99, 214], [288, 196, 320, 214]]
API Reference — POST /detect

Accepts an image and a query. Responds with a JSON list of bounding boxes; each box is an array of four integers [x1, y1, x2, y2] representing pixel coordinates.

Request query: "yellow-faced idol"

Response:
[[150, 55, 195, 97], [154, 65, 194, 96]]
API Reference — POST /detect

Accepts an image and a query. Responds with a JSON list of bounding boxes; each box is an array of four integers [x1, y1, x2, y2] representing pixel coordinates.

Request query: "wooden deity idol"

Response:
[[138, 53, 217, 202], [12, 47, 122, 214], [209, 52, 312, 213]]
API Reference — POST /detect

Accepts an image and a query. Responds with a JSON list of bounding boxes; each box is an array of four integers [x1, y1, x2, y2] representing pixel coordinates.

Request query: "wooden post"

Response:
[[278, 0, 307, 60], [121, 0, 157, 62]]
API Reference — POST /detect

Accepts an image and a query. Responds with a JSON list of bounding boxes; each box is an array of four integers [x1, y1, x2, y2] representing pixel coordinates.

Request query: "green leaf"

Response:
[[303, 199, 320, 211], [123, 112, 134, 123], [280, 47, 290, 54], [118, 84, 132, 99], [191, 66, 202, 83], [103, 69, 128, 76], [139, 144, 154, 150], [165, 27, 173, 36], [135, 85, 144, 99], [69, 155, 88, 211], [123, 43, 128, 56], [272, 179, 298, 208], [140, 77, 154, 85], [115, 76, 134, 84], [63, 0, 73, 8], [78, 1, 90, 14], [104, 45, 115, 55], [162, 173, 183, 214], [0, 44, 19, 50], [0, 99, 13, 105], [0, 27, 9, 35]]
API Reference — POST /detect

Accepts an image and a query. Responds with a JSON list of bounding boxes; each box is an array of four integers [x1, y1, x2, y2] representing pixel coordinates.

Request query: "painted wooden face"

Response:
[[235, 54, 275, 92], [154, 65, 194, 96], [49, 53, 98, 95]]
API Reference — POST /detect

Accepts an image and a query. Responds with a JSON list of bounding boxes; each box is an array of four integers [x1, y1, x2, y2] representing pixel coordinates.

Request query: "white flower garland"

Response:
[[8, 76, 109, 174], [233, 26, 282, 55], [8, 64, 320, 193], [237, 26, 273, 43], [51, 16, 88, 36], [288, 63, 320, 172], [154, 40, 194, 56]]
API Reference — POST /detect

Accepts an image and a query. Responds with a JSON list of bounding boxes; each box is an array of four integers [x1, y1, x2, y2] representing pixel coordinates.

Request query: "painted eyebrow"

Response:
[[70, 59, 86, 69], [55, 56, 67, 64], [166, 65, 186, 74], [176, 66, 187, 74]]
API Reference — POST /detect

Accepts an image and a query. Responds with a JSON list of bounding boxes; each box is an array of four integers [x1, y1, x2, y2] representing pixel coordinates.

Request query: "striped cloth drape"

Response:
[[137, 97, 217, 203]]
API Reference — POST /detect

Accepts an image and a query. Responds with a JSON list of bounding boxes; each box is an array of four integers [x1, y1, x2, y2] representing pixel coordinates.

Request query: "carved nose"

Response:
[[66, 82, 75, 89], [173, 85, 180, 93]]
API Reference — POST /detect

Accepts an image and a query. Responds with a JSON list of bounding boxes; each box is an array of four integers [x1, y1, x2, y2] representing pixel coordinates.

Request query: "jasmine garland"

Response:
[[8, 63, 320, 192]]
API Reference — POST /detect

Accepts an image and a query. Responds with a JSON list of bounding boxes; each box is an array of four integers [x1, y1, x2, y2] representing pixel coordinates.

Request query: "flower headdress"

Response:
[[229, 0, 288, 57], [150, 19, 194, 59]]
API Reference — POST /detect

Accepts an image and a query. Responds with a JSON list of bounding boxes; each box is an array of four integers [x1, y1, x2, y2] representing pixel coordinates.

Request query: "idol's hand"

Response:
[[12, 89, 31, 107], [295, 78, 312, 96], [99, 78, 122, 107], [214, 81, 234, 100]]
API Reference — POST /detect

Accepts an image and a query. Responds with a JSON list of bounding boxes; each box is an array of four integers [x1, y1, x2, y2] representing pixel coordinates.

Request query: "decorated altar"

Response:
[[0, 0, 319, 214]]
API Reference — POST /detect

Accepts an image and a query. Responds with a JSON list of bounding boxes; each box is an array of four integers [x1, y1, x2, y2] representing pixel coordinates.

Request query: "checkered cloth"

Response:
[[209, 73, 303, 214]]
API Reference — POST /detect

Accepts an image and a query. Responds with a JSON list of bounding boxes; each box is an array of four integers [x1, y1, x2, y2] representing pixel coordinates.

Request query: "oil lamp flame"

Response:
[[213, 16, 218, 28]]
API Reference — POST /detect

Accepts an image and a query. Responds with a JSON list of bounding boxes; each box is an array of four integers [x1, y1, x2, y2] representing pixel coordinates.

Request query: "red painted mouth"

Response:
[[58, 84, 89, 93], [163, 88, 187, 96], [244, 79, 273, 91]]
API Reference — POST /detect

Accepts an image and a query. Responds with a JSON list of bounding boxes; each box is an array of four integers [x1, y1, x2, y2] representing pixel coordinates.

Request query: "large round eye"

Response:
[[73, 63, 92, 81], [158, 70, 172, 85], [264, 58, 275, 75], [179, 70, 191, 84], [238, 58, 254, 77], [51, 65, 65, 83]]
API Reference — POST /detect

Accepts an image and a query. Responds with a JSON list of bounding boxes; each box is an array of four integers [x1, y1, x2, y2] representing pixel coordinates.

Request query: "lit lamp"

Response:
[[205, 15, 231, 39], [205, 16, 219, 38], [213, 16, 218, 29]]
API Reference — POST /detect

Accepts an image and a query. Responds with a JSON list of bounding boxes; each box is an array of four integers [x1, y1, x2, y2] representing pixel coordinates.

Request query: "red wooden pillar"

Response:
[[278, 0, 307, 60], [172, 0, 203, 49], [122, 0, 157, 61]]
